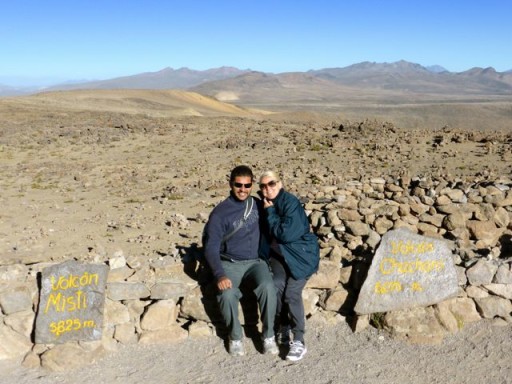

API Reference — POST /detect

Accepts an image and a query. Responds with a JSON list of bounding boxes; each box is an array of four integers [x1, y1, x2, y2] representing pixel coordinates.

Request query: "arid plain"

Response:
[[0, 89, 511, 383]]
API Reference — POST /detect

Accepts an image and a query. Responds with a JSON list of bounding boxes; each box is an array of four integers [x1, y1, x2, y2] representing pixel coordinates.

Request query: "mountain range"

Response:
[[1, 61, 512, 105]]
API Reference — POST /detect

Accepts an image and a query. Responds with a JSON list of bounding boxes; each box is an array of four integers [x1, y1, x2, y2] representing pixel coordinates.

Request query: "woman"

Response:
[[258, 170, 319, 362]]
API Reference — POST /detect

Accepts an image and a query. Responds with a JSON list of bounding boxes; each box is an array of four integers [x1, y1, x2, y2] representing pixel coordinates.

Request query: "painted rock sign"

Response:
[[354, 228, 458, 315], [35, 261, 109, 344]]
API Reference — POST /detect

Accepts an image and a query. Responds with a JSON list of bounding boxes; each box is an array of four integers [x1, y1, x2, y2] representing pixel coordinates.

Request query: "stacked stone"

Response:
[[303, 175, 511, 260], [299, 174, 512, 343], [1, 175, 511, 370]]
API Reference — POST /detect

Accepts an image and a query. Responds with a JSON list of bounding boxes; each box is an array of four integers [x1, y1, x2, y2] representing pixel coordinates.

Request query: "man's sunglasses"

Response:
[[233, 182, 253, 188], [259, 180, 277, 189]]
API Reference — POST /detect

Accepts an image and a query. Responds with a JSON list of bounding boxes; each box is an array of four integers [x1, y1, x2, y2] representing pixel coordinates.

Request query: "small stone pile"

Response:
[[1, 174, 511, 370], [299, 174, 512, 342]]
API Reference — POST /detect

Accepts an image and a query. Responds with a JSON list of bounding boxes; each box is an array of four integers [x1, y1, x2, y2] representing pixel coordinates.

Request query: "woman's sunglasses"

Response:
[[259, 180, 277, 189]]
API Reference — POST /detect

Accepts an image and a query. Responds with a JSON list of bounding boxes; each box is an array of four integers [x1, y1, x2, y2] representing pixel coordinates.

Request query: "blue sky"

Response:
[[1, 0, 511, 86]]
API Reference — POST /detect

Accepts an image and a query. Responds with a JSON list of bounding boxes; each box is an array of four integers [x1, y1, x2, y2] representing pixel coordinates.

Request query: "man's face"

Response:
[[230, 175, 253, 201]]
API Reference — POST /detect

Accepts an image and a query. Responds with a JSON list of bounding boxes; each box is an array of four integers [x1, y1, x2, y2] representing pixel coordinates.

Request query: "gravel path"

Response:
[[1, 318, 511, 384]]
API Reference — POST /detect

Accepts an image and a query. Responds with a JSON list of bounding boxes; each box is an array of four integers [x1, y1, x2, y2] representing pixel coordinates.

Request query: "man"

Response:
[[204, 165, 278, 356]]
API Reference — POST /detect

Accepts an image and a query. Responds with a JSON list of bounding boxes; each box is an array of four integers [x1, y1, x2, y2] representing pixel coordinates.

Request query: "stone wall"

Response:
[[1, 175, 511, 370]]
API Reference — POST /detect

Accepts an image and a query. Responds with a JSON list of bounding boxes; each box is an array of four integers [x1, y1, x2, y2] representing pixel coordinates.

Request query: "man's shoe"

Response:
[[276, 326, 291, 345], [263, 336, 279, 355], [229, 339, 245, 356], [286, 340, 307, 361]]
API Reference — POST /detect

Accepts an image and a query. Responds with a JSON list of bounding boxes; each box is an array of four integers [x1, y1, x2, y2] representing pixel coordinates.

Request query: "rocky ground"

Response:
[[0, 92, 511, 383], [1, 106, 510, 269]]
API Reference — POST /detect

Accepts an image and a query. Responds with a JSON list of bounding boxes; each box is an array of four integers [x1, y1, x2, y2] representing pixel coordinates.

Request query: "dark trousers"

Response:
[[217, 259, 276, 341], [270, 256, 307, 343]]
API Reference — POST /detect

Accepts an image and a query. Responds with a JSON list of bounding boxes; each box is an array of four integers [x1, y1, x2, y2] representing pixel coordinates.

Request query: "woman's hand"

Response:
[[263, 198, 273, 209]]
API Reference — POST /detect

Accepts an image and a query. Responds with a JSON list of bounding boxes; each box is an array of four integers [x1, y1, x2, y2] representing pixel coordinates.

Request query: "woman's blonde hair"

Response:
[[259, 170, 280, 183]]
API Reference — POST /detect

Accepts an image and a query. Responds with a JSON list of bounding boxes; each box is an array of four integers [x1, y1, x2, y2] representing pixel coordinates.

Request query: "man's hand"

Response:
[[217, 276, 232, 291]]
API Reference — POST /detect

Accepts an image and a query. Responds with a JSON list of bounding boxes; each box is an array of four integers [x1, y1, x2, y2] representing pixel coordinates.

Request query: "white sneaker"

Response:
[[286, 340, 307, 361], [229, 339, 245, 356], [263, 336, 279, 355]]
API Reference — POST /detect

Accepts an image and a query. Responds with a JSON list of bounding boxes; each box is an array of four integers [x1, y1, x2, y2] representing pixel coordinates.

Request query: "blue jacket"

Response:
[[259, 188, 319, 279], [204, 194, 261, 280]]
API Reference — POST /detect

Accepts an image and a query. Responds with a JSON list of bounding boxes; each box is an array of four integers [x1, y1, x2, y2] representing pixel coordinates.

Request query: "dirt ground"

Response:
[[0, 91, 511, 383], [1, 318, 511, 384]]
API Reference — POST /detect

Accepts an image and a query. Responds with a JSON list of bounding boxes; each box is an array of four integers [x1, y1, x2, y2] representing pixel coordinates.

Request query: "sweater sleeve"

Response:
[[266, 193, 307, 244], [203, 210, 227, 281]]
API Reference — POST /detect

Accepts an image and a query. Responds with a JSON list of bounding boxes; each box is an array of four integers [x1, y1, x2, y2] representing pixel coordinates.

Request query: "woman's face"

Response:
[[259, 176, 281, 200]]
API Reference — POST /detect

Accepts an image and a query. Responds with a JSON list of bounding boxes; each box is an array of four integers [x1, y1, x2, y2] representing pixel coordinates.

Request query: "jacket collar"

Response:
[[269, 187, 285, 202]]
